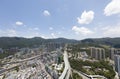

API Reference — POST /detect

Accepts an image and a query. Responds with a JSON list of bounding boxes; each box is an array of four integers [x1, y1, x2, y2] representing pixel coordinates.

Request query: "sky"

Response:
[[0, 0, 120, 40]]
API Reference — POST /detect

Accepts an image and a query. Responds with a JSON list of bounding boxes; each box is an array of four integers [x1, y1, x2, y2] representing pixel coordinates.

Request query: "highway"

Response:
[[0, 64, 20, 76], [0, 54, 42, 75], [72, 68, 107, 79], [5, 54, 42, 65], [59, 50, 71, 79], [72, 69, 90, 79]]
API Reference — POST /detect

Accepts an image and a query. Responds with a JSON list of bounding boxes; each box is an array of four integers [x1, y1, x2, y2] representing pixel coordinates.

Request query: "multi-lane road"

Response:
[[59, 50, 71, 79], [0, 54, 42, 75]]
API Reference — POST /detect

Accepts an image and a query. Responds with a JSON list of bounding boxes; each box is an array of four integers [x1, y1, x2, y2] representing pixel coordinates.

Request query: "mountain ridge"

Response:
[[0, 37, 120, 48], [81, 37, 120, 48], [0, 37, 78, 48]]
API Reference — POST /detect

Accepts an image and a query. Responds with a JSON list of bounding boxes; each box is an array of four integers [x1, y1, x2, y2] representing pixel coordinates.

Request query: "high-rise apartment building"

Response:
[[110, 48, 116, 60], [114, 55, 120, 76], [90, 47, 105, 60]]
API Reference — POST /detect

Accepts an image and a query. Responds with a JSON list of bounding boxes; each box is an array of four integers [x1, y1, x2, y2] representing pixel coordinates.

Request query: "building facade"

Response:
[[110, 48, 120, 60], [110, 48, 116, 60], [114, 55, 120, 76], [90, 47, 105, 60]]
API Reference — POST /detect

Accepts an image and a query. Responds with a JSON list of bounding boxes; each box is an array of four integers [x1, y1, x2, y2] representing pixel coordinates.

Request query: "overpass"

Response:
[[0, 54, 42, 75], [59, 50, 71, 79]]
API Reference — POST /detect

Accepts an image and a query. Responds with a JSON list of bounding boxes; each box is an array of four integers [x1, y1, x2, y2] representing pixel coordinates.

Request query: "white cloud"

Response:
[[102, 24, 120, 37], [49, 27, 53, 30], [28, 27, 39, 31], [43, 10, 51, 16], [41, 35, 48, 39], [61, 27, 65, 30], [0, 29, 17, 37], [104, 0, 120, 16], [51, 33, 56, 38], [15, 21, 23, 26], [77, 10, 94, 24], [7, 29, 17, 36], [34, 27, 39, 30], [72, 26, 94, 35], [58, 32, 61, 34]]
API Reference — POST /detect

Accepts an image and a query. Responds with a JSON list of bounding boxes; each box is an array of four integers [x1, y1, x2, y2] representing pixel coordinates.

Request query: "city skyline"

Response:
[[0, 0, 120, 40]]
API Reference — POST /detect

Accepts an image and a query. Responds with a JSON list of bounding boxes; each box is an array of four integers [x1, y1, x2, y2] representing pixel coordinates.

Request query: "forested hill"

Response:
[[0, 37, 78, 48], [1, 37, 120, 49], [81, 37, 120, 48]]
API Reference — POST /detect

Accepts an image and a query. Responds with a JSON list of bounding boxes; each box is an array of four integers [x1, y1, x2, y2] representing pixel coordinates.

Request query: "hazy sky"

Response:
[[0, 0, 120, 40]]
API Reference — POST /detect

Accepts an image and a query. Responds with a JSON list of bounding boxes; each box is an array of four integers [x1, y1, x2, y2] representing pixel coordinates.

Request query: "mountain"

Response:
[[0, 37, 78, 49], [47, 38, 78, 43], [81, 37, 120, 48], [1, 37, 120, 49]]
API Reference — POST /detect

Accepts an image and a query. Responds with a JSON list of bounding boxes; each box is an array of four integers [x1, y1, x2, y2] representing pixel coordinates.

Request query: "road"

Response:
[[59, 50, 71, 79], [5, 54, 42, 65], [0, 54, 42, 75], [72, 68, 107, 79], [72, 69, 90, 79], [114, 71, 119, 79], [0, 64, 20, 76]]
